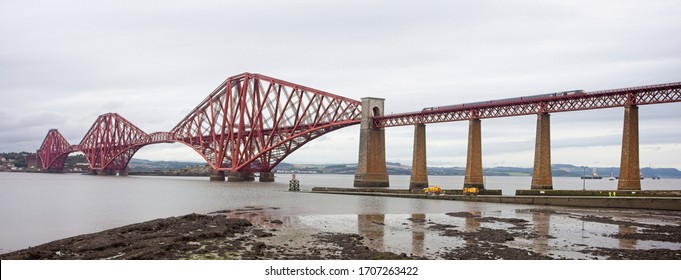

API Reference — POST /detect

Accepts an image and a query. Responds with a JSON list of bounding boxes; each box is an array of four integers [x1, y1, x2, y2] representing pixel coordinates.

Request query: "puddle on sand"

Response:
[[210, 206, 681, 259]]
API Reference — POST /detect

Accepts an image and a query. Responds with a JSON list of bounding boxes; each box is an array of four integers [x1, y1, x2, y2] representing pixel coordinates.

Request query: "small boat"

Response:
[[581, 167, 603, 179], [608, 173, 615, 181]]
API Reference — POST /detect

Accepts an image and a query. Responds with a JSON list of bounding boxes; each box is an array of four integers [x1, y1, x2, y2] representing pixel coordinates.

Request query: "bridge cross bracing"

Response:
[[354, 82, 681, 191], [35, 74, 681, 189], [37, 73, 362, 181], [374, 82, 681, 127]]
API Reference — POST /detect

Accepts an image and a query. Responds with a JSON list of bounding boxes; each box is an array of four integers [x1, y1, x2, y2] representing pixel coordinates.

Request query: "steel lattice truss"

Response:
[[375, 82, 681, 127], [37, 129, 78, 170], [170, 73, 362, 172], [79, 113, 151, 171], [37, 74, 679, 173], [36, 73, 362, 172]]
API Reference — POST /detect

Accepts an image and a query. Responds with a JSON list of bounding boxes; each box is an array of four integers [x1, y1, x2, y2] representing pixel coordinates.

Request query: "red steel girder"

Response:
[[35, 73, 361, 173], [79, 113, 150, 171], [375, 82, 681, 127], [170, 72, 362, 172], [36, 122, 181, 172], [37, 129, 77, 170], [40, 73, 677, 174]]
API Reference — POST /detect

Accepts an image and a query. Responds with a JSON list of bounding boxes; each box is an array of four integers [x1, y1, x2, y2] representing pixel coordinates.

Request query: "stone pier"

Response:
[[409, 123, 428, 190], [242, 172, 255, 181], [464, 119, 484, 189], [227, 171, 245, 182], [618, 105, 640, 190], [97, 170, 114, 176], [210, 170, 225, 181], [259, 171, 275, 182], [354, 97, 389, 188], [89, 169, 127, 176], [531, 113, 553, 189]]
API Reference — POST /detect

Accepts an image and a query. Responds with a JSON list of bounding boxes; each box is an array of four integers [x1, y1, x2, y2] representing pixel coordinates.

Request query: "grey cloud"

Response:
[[2, 0, 681, 167]]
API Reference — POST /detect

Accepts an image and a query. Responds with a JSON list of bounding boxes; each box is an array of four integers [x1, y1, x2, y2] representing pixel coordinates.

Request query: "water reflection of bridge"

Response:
[[213, 206, 656, 258]]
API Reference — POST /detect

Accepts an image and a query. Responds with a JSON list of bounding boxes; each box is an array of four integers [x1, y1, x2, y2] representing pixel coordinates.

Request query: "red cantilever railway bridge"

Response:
[[36, 72, 681, 182], [38, 73, 362, 179]]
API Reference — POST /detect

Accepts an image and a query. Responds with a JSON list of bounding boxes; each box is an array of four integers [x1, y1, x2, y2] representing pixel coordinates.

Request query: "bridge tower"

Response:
[[618, 105, 640, 190], [409, 123, 428, 190], [464, 118, 484, 189], [354, 97, 389, 188], [531, 113, 553, 189]]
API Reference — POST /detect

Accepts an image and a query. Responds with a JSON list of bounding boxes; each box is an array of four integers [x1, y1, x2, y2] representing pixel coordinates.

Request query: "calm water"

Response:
[[1, 172, 680, 255]]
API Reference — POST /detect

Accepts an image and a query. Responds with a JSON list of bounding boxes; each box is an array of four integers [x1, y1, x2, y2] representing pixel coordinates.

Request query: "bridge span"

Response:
[[37, 73, 362, 181], [354, 82, 681, 191], [36, 73, 681, 191]]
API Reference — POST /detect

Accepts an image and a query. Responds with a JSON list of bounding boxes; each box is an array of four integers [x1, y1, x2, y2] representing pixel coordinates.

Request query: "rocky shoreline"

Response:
[[2, 207, 681, 260], [0, 212, 413, 260]]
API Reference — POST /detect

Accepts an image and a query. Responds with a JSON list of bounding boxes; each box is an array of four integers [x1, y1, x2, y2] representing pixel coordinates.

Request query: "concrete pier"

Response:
[[242, 172, 255, 182], [531, 113, 553, 189], [259, 171, 275, 182], [618, 105, 640, 190], [210, 170, 225, 181], [464, 119, 484, 189], [97, 170, 114, 176], [228, 171, 244, 182], [354, 97, 389, 188], [118, 169, 129, 176], [409, 124, 428, 190], [87, 169, 128, 176], [224, 171, 256, 182]]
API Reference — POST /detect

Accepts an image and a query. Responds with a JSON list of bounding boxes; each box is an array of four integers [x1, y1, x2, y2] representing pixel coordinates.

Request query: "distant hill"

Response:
[[128, 158, 207, 172], [21, 154, 676, 178], [548, 165, 681, 178], [272, 162, 681, 178], [125, 158, 681, 178]]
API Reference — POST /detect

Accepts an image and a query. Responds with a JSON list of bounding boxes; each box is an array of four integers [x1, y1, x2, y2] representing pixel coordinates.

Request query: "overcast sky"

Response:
[[1, 0, 680, 169]]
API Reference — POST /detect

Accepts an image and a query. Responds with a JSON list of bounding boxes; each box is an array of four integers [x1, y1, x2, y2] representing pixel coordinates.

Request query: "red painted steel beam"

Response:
[[35, 73, 362, 173], [170, 72, 362, 172], [375, 82, 681, 128], [78, 113, 150, 171], [44, 75, 681, 175], [37, 129, 77, 170]]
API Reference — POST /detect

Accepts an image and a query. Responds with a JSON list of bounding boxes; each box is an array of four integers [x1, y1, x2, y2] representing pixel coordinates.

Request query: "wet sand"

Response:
[[2, 205, 680, 260]]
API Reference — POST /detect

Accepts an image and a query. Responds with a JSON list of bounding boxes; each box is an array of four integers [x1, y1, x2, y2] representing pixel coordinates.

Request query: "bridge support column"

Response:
[[409, 124, 428, 190], [464, 119, 484, 189], [242, 172, 255, 181], [36, 151, 43, 170], [354, 97, 389, 188], [98, 170, 114, 176], [618, 105, 641, 190], [227, 171, 244, 182], [531, 113, 553, 190], [259, 171, 275, 182], [210, 170, 225, 181]]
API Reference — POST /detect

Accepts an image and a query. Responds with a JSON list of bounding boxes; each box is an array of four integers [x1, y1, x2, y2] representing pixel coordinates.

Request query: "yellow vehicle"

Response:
[[463, 187, 479, 196], [424, 186, 444, 196]]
